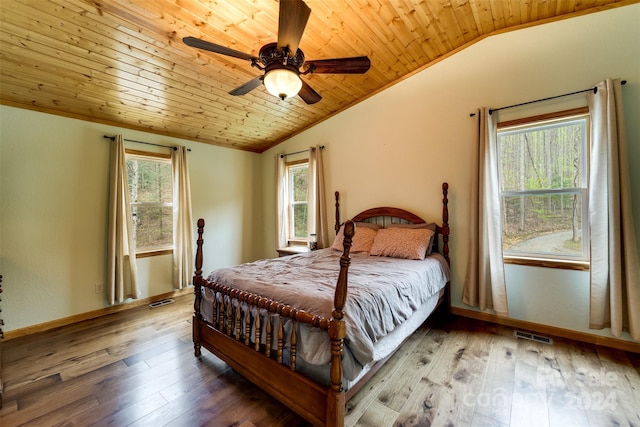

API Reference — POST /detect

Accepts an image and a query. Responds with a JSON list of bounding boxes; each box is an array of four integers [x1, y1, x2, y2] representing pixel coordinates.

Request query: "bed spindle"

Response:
[[254, 306, 261, 352], [277, 314, 284, 363], [290, 318, 297, 370], [234, 296, 242, 340], [265, 308, 272, 357], [212, 293, 218, 329], [244, 309, 251, 346], [219, 294, 225, 331], [227, 296, 231, 332]]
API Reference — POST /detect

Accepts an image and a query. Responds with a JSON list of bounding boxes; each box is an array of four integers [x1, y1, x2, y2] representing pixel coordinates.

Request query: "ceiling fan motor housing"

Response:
[[259, 42, 305, 70]]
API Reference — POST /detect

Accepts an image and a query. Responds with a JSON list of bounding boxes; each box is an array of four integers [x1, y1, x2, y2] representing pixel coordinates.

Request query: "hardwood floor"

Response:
[[1, 293, 638, 427]]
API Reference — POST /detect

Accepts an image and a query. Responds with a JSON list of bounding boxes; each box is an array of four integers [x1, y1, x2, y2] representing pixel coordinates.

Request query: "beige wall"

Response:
[[0, 107, 262, 331], [260, 4, 640, 342]]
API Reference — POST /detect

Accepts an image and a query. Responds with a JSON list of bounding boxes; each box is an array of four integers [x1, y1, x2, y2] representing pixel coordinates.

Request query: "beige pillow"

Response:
[[387, 222, 437, 255], [331, 224, 379, 253], [370, 228, 435, 260]]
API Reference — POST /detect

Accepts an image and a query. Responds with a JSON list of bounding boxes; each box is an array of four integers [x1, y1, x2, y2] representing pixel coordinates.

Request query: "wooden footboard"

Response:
[[193, 219, 355, 427]]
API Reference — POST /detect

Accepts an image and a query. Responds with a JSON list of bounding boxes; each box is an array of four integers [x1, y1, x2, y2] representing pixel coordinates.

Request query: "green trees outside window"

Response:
[[498, 114, 589, 261], [287, 162, 309, 241], [126, 153, 173, 252]]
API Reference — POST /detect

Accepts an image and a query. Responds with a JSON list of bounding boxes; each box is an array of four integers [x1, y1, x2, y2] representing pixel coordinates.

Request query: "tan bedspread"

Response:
[[206, 248, 449, 367]]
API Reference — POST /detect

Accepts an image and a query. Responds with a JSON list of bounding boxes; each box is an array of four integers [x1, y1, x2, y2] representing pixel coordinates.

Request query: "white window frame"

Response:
[[125, 149, 174, 258], [286, 160, 309, 245], [497, 108, 590, 270]]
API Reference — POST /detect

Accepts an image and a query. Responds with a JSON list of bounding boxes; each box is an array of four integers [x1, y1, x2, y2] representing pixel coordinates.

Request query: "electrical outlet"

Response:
[[95, 282, 104, 293]]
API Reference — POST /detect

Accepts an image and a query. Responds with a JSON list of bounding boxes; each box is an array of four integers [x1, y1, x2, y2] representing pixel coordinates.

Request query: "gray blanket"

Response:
[[206, 248, 449, 368]]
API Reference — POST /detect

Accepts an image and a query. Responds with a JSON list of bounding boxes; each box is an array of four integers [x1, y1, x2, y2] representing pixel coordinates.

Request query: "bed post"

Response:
[[441, 183, 450, 265], [441, 183, 451, 315], [334, 191, 341, 235], [193, 218, 205, 357], [327, 219, 353, 426]]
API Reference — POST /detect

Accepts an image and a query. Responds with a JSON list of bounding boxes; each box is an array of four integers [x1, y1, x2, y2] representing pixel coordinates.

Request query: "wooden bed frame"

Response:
[[192, 182, 450, 427]]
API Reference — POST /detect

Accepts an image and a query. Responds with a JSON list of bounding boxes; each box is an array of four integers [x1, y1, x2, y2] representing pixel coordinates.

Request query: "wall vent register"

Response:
[[149, 298, 175, 309], [514, 329, 554, 345]]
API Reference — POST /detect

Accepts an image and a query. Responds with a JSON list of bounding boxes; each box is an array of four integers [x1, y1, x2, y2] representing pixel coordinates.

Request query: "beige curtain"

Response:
[[107, 135, 139, 304], [275, 154, 288, 249], [172, 146, 193, 289], [588, 78, 640, 340], [462, 108, 509, 317], [308, 145, 329, 248]]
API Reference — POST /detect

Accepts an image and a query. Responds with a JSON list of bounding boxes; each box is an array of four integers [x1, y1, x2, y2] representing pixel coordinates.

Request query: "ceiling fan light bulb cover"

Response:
[[264, 69, 302, 100]]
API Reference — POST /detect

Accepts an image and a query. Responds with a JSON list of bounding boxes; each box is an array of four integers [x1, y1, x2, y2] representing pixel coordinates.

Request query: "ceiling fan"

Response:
[[183, 0, 371, 104]]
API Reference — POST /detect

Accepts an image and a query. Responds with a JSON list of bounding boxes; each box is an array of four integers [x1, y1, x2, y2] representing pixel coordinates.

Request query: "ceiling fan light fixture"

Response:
[[264, 68, 302, 100]]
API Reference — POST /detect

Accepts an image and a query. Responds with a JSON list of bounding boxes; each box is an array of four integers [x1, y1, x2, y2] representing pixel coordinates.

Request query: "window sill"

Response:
[[136, 249, 173, 259], [277, 246, 310, 257], [504, 256, 589, 271]]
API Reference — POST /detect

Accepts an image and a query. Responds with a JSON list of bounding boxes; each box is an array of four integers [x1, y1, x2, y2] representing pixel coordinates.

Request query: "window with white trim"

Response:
[[125, 150, 173, 256], [286, 160, 309, 244], [498, 110, 590, 266]]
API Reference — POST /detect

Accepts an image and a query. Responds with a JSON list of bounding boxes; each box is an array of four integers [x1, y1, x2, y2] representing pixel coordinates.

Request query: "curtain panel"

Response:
[[309, 145, 329, 248], [107, 135, 139, 304], [588, 78, 640, 340], [172, 146, 194, 289], [275, 155, 288, 250], [462, 108, 509, 317]]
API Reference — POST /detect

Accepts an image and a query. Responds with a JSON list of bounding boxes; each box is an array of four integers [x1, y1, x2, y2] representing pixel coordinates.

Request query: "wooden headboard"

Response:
[[333, 183, 450, 264]]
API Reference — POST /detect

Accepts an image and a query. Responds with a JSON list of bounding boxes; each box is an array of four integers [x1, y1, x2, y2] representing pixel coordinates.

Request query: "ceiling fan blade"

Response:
[[229, 76, 264, 96], [305, 56, 371, 74], [183, 36, 258, 62], [277, 0, 311, 57], [298, 80, 322, 104]]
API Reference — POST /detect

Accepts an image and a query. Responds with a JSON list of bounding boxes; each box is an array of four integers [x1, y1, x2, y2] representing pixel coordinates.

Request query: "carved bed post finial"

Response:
[[335, 191, 341, 235], [441, 183, 450, 265], [193, 218, 205, 357], [195, 218, 205, 279]]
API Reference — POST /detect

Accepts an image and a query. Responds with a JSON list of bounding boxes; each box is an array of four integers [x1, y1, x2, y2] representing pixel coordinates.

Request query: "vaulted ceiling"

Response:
[[0, 0, 634, 152]]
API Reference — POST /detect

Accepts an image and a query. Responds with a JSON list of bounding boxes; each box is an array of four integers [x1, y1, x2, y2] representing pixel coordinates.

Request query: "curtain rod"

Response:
[[103, 135, 191, 152], [279, 145, 325, 158], [469, 79, 627, 117]]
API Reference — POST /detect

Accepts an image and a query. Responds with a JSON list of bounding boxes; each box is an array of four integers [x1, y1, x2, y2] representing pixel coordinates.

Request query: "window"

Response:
[[126, 150, 173, 256], [286, 161, 309, 243], [497, 109, 589, 267]]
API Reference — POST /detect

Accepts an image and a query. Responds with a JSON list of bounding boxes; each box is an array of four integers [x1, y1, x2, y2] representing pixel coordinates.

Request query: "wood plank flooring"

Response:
[[1, 293, 638, 427]]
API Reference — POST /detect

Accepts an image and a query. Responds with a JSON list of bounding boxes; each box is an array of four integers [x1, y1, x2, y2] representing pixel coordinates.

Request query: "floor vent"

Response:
[[514, 330, 553, 345], [149, 298, 175, 309]]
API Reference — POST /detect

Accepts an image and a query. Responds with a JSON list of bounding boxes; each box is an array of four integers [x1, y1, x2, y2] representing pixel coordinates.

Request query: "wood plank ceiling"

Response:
[[0, 0, 634, 153]]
